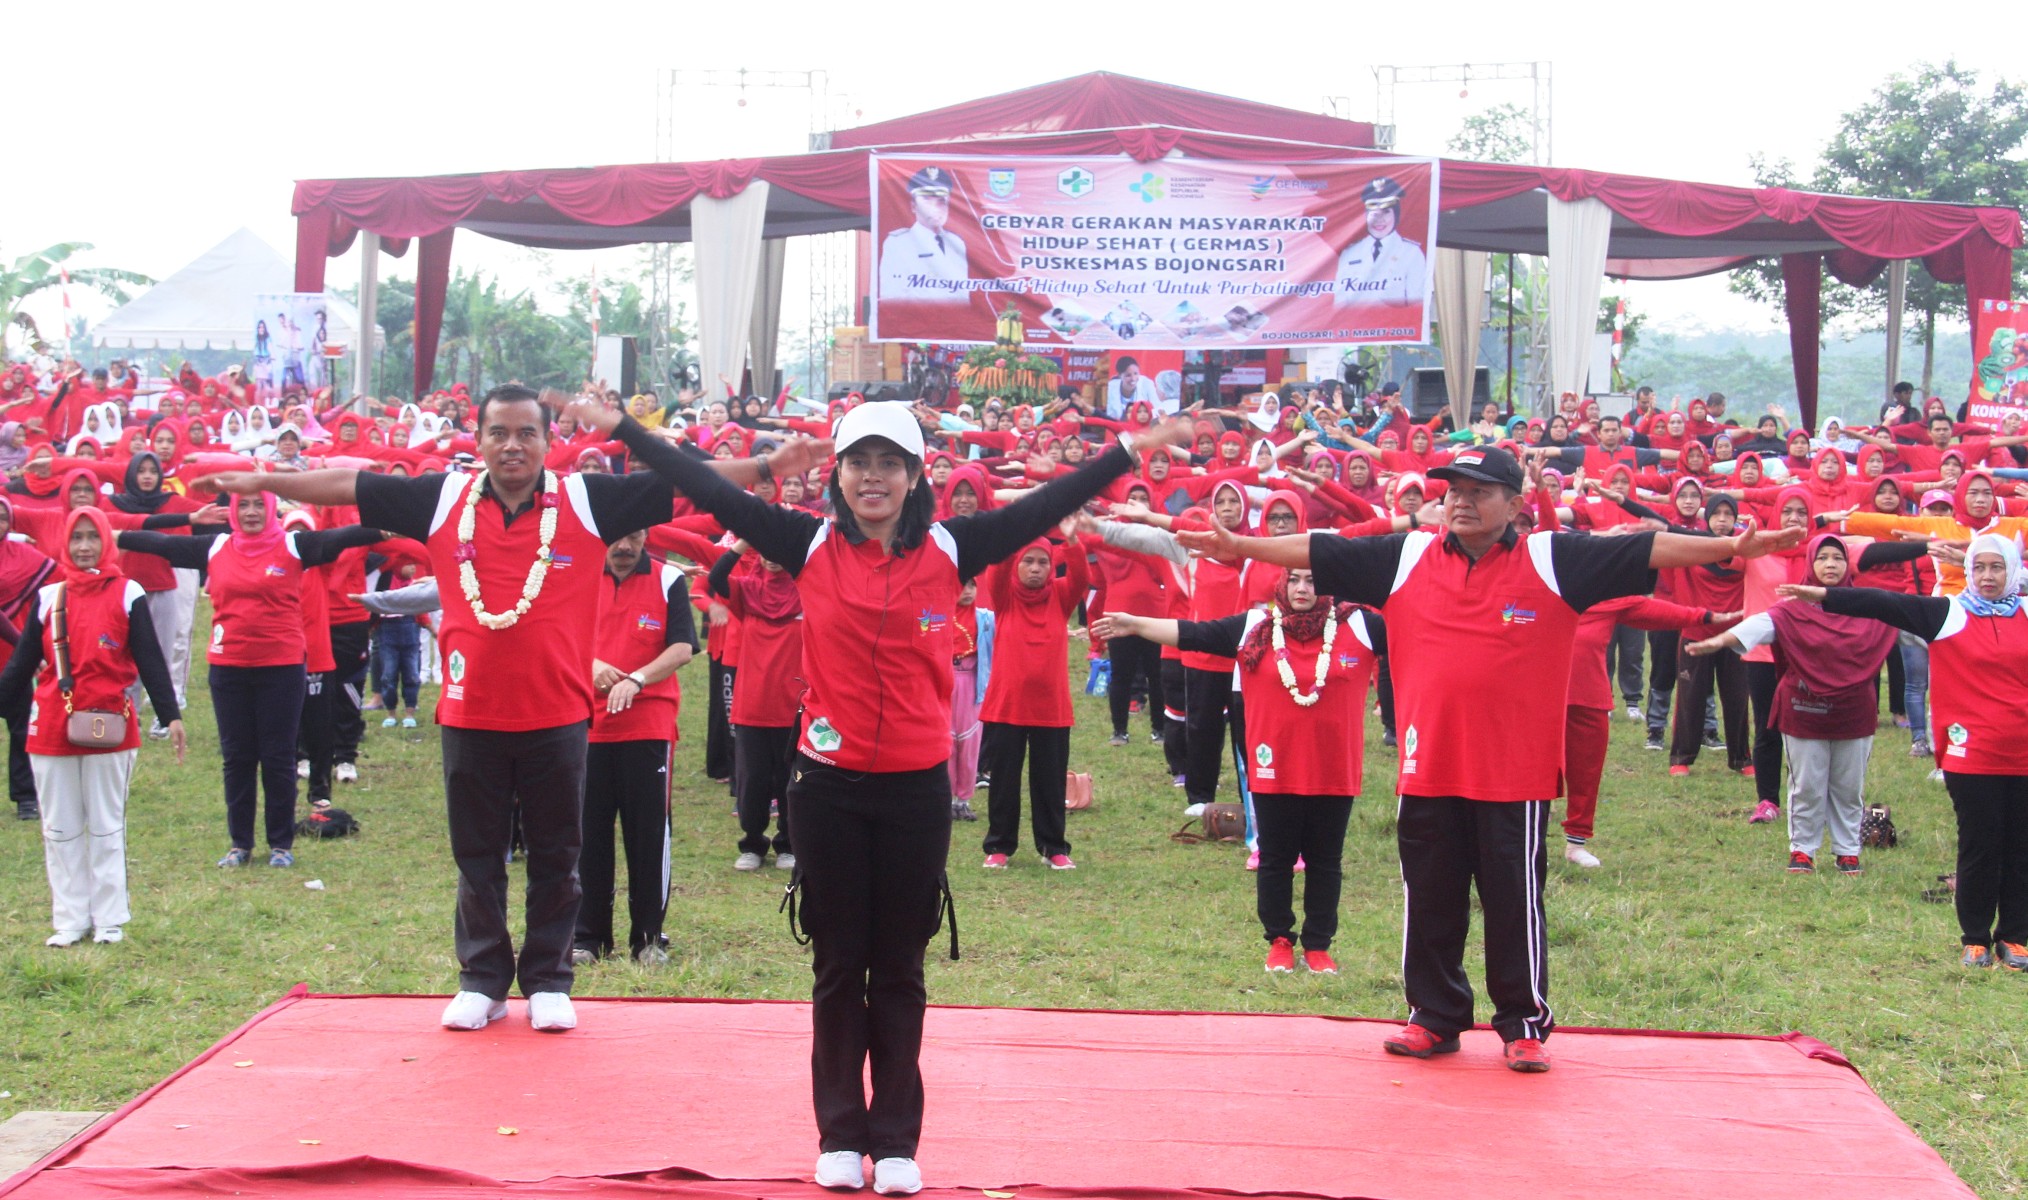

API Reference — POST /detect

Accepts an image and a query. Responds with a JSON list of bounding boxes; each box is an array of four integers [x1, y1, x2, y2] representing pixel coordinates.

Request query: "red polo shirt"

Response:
[[1311, 526, 1655, 800]]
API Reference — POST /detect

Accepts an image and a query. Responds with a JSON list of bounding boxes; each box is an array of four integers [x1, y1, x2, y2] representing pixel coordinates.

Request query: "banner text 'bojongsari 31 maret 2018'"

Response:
[[869, 153, 1439, 350]]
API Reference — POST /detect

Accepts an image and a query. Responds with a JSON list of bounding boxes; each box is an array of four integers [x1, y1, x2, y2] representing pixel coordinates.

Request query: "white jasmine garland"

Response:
[[457, 469, 559, 631], [1270, 601, 1336, 708]]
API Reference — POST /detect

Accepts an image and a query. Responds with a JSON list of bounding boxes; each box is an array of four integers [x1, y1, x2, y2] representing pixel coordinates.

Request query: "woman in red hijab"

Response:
[[0, 509, 186, 945], [1686, 533, 1899, 874], [117, 495, 385, 868]]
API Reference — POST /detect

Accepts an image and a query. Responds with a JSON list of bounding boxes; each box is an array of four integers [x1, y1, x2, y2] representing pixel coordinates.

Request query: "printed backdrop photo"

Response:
[[870, 154, 1439, 351]]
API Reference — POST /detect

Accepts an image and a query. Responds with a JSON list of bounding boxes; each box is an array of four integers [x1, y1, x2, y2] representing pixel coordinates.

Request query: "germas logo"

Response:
[[1129, 172, 1165, 203], [1500, 603, 1537, 626], [1248, 174, 1328, 201], [635, 614, 662, 633], [918, 608, 948, 635], [97, 633, 120, 650]]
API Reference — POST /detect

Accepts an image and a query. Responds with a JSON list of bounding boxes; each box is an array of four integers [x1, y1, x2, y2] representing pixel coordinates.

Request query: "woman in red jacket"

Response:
[[1783, 533, 2028, 968], [0, 509, 186, 946], [976, 531, 1088, 870], [603, 398, 1177, 1194], [1096, 567, 1378, 973], [710, 539, 804, 873], [117, 496, 383, 868]]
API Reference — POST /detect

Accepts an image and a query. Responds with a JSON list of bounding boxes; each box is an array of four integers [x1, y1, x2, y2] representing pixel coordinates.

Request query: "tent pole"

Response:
[[354, 233, 380, 407]]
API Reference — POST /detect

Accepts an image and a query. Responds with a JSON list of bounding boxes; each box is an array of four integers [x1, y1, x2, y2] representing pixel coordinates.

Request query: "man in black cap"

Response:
[[1335, 176, 1427, 308], [1175, 444, 1800, 1072], [879, 165, 971, 303]]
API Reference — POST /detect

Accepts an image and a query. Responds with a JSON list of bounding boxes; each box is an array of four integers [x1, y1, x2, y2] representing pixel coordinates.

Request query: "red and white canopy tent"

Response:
[[292, 72, 2019, 430]]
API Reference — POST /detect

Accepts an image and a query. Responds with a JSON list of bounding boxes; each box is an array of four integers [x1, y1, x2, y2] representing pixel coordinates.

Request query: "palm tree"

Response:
[[1, 243, 152, 355]]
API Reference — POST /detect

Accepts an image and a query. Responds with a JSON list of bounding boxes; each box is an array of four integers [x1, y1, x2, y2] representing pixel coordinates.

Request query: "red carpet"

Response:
[[2, 988, 1972, 1200]]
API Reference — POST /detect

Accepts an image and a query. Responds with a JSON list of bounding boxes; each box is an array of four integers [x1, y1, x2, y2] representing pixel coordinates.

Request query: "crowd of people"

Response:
[[2, 351, 2022, 1194]]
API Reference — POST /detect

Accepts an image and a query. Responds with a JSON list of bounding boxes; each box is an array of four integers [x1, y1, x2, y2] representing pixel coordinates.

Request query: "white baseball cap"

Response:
[[833, 401, 925, 459]]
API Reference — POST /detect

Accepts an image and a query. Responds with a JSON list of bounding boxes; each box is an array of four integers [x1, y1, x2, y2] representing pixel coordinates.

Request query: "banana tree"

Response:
[[1, 242, 152, 355]]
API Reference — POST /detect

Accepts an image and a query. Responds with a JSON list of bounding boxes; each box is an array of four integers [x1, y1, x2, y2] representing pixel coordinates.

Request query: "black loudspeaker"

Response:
[[1408, 366, 1490, 421], [594, 336, 638, 396]]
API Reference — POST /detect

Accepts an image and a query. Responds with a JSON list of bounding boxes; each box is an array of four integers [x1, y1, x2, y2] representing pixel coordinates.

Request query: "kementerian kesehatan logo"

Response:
[[1057, 167, 1094, 197], [448, 650, 466, 684]]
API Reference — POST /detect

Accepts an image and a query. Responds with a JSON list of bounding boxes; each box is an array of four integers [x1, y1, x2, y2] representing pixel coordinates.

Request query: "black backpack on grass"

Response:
[[296, 808, 360, 838]]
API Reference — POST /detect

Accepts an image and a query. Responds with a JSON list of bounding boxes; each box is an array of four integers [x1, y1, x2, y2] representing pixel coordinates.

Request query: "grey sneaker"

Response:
[[734, 852, 764, 871], [570, 948, 597, 967], [634, 944, 670, 967], [773, 851, 797, 871], [217, 848, 251, 868], [269, 849, 295, 868]]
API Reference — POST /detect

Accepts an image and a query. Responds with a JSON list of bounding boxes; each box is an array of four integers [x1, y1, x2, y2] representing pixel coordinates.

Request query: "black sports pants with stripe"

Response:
[[576, 738, 672, 959], [1396, 795, 1553, 1044]]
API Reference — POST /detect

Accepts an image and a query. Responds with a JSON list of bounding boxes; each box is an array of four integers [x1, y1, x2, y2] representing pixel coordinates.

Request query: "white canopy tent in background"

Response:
[[93, 227, 376, 356]]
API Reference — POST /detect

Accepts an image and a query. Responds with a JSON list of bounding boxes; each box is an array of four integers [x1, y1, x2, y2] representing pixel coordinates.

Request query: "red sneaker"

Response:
[[1787, 851, 1815, 874], [1668, 765, 1690, 777], [1047, 854, 1077, 871], [1835, 855, 1862, 875], [1302, 948, 1338, 974], [1749, 799, 1780, 824], [982, 853, 1009, 869], [1264, 937, 1296, 973], [1503, 1038, 1551, 1072], [1382, 1023, 1459, 1058], [1739, 764, 1756, 778]]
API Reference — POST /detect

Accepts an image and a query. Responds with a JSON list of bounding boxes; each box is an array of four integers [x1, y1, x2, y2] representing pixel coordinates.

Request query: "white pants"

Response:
[[1782, 734, 1872, 857], [167, 569, 200, 706], [35, 750, 138, 935]]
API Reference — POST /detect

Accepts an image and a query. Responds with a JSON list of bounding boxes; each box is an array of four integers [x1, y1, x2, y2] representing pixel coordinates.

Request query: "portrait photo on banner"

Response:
[[867, 153, 1439, 351], [252, 292, 336, 405]]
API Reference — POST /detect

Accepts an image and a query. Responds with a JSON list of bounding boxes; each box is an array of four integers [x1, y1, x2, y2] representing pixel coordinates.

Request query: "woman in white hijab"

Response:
[[1778, 532, 2028, 971]]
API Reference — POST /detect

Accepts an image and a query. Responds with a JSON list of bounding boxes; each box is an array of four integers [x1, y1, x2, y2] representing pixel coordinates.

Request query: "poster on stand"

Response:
[[870, 154, 1438, 351], [1970, 298, 2028, 424], [252, 293, 337, 404]]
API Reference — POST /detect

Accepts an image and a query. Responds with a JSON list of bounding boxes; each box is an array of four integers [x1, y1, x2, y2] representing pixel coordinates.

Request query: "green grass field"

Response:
[[0, 629, 2023, 1195]]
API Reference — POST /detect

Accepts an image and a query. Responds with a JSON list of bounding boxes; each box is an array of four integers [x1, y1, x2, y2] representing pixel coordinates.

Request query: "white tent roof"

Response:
[[92, 228, 378, 352]]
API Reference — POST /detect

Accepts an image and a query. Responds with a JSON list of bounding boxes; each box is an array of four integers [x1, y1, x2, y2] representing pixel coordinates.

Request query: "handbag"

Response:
[[49, 584, 129, 750], [1064, 771, 1093, 811], [1171, 802, 1247, 844], [1860, 804, 1898, 850]]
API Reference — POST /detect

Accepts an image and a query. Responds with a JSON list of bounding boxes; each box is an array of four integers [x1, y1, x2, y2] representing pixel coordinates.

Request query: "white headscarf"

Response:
[[1960, 532, 2025, 617]]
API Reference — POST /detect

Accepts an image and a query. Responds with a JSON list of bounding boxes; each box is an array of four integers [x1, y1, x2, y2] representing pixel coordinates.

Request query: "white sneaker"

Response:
[[569, 948, 597, 966], [872, 1157, 922, 1196], [92, 927, 123, 944], [382, 717, 398, 728], [1564, 844, 1601, 868], [335, 762, 359, 784], [1626, 706, 1643, 722], [634, 944, 670, 967], [440, 991, 507, 1030], [1928, 768, 1946, 784], [815, 1150, 865, 1190], [45, 929, 87, 948], [774, 852, 797, 871], [1183, 802, 1207, 818], [296, 758, 310, 779], [734, 852, 764, 871], [528, 991, 576, 1032]]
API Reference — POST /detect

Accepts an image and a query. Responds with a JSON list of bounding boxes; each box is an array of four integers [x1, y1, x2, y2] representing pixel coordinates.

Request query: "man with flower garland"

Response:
[[202, 385, 825, 1033]]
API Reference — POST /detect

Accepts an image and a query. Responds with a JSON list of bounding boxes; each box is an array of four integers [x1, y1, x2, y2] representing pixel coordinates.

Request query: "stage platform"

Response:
[[1, 988, 1972, 1200]]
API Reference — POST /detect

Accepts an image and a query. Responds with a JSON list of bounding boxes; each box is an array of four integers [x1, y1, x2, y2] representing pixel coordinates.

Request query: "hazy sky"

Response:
[[8, 1, 2013, 343]]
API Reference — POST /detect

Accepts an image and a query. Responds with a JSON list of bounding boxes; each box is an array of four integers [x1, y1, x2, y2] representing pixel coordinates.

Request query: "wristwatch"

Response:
[[625, 672, 647, 689]]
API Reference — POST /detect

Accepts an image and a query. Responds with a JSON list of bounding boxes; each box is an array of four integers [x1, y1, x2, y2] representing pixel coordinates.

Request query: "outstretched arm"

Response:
[[196, 467, 361, 508], [1090, 611, 1181, 648]]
